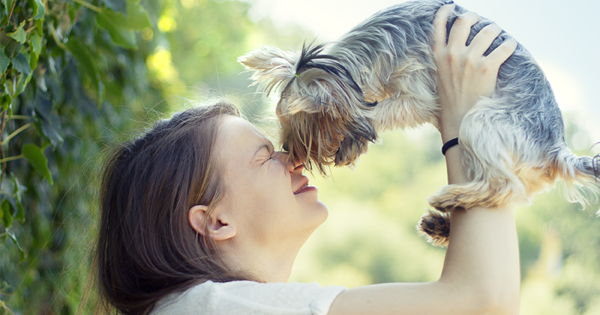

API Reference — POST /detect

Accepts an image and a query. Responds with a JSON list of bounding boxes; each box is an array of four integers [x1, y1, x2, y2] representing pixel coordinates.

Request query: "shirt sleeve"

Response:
[[152, 280, 347, 315]]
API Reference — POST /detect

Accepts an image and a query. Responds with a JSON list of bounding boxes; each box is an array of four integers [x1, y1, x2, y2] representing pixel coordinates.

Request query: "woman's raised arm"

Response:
[[328, 3, 520, 315]]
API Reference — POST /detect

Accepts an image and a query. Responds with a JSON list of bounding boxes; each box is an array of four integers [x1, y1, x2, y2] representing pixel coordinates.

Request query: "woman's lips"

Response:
[[294, 184, 317, 195]]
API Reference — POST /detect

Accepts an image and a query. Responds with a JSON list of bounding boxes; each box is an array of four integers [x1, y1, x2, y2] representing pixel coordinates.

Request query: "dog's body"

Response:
[[239, 0, 600, 246]]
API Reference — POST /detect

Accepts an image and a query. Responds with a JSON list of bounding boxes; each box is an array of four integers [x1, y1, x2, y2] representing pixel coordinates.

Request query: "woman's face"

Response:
[[214, 115, 328, 250]]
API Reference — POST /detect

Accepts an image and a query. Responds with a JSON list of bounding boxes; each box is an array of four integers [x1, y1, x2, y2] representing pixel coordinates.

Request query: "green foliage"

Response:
[[0, 0, 159, 311], [21, 144, 52, 185], [96, 0, 151, 49], [0, 0, 257, 312]]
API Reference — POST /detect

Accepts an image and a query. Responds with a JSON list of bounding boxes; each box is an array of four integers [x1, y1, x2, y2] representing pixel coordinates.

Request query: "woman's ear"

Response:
[[188, 205, 236, 241]]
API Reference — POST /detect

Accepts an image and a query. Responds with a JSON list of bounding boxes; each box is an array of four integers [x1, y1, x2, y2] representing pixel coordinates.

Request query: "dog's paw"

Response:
[[417, 210, 451, 247]]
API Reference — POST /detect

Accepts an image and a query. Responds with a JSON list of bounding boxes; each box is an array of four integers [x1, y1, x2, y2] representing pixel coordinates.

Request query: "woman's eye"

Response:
[[262, 149, 273, 162]]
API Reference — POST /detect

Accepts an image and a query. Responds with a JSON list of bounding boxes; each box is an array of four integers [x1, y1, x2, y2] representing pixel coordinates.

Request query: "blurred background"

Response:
[[0, 0, 598, 313]]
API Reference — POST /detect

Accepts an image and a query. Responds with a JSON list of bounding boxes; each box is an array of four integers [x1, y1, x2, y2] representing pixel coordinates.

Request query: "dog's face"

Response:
[[277, 69, 377, 173], [239, 44, 377, 174]]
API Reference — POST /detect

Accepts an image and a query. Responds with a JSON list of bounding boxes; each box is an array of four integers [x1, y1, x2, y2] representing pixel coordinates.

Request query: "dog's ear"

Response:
[[238, 46, 299, 96]]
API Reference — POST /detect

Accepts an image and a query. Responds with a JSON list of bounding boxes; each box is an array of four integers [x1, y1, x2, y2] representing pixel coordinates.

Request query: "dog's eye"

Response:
[[282, 142, 289, 153]]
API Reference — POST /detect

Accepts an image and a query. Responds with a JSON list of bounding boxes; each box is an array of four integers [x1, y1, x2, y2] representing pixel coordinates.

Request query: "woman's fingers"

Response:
[[433, 5, 518, 140], [468, 23, 503, 57], [447, 11, 481, 50], [487, 39, 518, 70], [433, 3, 456, 52]]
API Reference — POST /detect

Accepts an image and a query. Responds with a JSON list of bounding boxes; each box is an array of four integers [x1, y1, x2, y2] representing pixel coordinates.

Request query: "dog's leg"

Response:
[[417, 209, 451, 247], [372, 95, 438, 132], [427, 177, 526, 211], [427, 90, 600, 213], [368, 56, 439, 132], [427, 98, 532, 211]]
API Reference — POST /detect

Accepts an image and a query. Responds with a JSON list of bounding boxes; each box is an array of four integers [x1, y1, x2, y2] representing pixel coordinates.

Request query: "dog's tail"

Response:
[[555, 147, 600, 214]]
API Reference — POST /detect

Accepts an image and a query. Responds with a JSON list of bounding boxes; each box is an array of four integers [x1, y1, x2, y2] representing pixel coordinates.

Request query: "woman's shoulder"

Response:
[[152, 280, 346, 315]]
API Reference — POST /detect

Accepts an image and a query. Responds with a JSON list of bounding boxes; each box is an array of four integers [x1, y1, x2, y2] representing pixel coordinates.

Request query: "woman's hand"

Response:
[[433, 4, 517, 143]]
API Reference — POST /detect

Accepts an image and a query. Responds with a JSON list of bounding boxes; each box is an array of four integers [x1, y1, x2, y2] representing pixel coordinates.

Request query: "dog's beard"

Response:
[[279, 109, 376, 174]]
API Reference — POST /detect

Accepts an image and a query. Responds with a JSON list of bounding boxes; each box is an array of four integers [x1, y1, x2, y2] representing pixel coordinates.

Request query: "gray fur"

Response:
[[239, 0, 600, 247]]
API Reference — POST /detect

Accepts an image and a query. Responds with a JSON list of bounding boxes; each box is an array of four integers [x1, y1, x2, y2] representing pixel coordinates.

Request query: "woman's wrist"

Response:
[[439, 122, 460, 143], [444, 144, 468, 184], [438, 108, 465, 142]]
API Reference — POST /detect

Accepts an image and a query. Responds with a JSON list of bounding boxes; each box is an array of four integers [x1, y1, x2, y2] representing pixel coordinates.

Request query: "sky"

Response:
[[245, 0, 600, 151]]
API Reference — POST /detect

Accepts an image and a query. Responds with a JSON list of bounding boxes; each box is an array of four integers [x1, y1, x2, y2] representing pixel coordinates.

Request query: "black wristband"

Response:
[[442, 137, 459, 156]]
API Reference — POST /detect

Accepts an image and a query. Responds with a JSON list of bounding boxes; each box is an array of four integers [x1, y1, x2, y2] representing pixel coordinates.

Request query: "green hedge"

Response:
[[0, 0, 255, 312]]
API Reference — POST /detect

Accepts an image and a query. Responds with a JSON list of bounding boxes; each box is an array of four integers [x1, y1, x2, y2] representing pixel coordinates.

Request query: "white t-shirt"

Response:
[[151, 280, 347, 315]]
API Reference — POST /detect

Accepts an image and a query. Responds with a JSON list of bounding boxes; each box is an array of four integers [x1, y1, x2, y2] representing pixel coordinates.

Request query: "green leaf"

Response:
[[0, 89, 11, 110], [102, 0, 126, 14], [5, 77, 13, 95], [14, 71, 32, 96], [37, 114, 64, 147], [96, 13, 137, 49], [0, 47, 9, 73], [0, 281, 14, 295], [2, 199, 12, 228], [7, 20, 27, 44], [0, 32, 22, 58], [124, 0, 152, 30], [31, 0, 45, 20], [3, 0, 13, 16], [15, 199, 24, 222], [11, 174, 26, 194], [11, 174, 26, 223], [35, 19, 44, 36], [65, 36, 104, 103], [30, 33, 42, 56], [96, 0, 151, 48], [22, 144, 53, 185], [5, 229, 25, 261], [29, 34, 42, 71], [30, 48, 39, 70], [10, 53, 30, 76]]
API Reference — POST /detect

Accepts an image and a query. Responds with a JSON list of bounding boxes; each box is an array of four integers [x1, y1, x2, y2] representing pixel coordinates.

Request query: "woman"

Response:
[[96, 3, 520, 314]]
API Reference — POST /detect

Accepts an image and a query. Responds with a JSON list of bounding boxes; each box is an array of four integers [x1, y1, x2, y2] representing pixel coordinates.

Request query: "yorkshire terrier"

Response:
[[238, 0, 600, 247]]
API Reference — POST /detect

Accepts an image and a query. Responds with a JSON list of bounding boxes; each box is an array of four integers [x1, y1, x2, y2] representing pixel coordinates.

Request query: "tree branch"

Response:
[[0, 155, 23, 164], [0, 110, 6, 191], [70, 0, 102, 13], [2, 122, 33, 146]]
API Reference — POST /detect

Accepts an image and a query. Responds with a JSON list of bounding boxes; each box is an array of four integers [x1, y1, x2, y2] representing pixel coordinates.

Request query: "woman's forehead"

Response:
[[216, 116, 269, 163], [219, 115, 266, 142]]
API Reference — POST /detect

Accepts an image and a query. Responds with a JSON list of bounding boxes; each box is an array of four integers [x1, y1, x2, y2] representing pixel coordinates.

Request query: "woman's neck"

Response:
[[218, 238, 303, 283]]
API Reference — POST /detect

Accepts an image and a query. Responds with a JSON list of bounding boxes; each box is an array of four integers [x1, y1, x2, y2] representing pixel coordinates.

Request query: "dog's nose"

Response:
[[289, 158, 304, 173]]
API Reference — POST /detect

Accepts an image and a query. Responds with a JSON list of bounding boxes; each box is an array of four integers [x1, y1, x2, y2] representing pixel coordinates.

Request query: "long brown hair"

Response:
[[96, 102, 247, 314]]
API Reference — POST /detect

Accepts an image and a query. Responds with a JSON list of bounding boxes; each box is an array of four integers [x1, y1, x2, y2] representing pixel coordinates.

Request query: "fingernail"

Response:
[[444, 0, 455, 4]]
